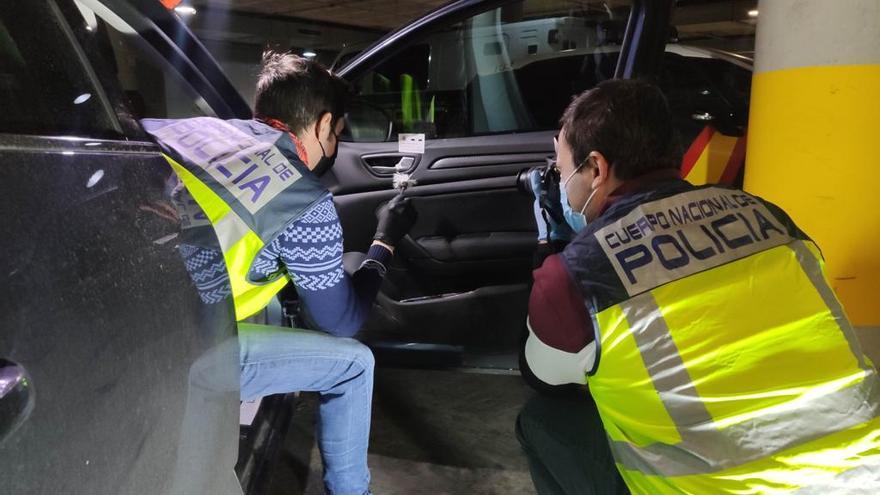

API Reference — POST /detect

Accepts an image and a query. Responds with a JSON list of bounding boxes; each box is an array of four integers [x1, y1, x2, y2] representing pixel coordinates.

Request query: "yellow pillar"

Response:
[[745, 0, 880, 331]]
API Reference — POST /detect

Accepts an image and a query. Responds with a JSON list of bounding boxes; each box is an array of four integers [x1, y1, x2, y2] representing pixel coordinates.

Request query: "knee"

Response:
[[341, 338, 375, 375]]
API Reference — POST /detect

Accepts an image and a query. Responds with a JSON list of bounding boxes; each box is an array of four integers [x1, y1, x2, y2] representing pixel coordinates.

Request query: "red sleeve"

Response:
[[528, 254, 594, 352]]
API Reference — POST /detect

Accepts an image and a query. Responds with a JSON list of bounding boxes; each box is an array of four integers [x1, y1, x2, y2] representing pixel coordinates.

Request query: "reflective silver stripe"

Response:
[[716, 371, 880, 465], [609, 435, 714, 476], [610, 367, 880, 476], [789, 240, 869, 371], [790, 457, 880, 494], [622, 293, 714, 440], [609, 281, 880, 477], [213, 211, 250, 253]]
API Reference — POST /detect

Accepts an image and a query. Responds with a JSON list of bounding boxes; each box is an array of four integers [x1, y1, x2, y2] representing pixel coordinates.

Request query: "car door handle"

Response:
[[362, 155, 416, 176], [0, 359, 34, 442]]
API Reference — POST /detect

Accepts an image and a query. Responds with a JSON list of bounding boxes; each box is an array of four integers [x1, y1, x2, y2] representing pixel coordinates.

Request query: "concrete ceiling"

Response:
[[188, 0, 758, 33], [186, 0, 759, 56], [673, 0, 758, 55], [189, 0, 449, 30]]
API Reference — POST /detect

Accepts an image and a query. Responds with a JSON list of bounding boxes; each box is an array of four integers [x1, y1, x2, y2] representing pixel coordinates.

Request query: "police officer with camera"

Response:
[[516, 79, 880, 494]]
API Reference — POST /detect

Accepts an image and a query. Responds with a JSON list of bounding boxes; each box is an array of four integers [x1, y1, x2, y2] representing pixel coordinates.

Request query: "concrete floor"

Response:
[[266, 368, 537, 495], [260, 328, 880, 495]]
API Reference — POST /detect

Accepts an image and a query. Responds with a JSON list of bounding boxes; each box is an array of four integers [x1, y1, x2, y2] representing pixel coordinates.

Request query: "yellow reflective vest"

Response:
[[561, 181, 880, 493], [142, 117, 327, 321]]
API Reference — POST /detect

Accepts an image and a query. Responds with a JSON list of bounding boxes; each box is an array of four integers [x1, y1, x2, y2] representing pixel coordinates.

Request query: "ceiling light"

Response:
[[748, 9, 759, 17], [303, 51, 317, 58], [175, 5, 197, 16], [73, 93, 92, 105]]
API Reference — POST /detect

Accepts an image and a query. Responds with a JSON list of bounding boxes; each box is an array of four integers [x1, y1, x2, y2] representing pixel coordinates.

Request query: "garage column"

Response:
[[745, 0, 880, 332]]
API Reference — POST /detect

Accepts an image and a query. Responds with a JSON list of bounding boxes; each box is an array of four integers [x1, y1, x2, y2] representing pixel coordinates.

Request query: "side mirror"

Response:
[[0, 359, 34, 443], [341, 99, 392, 143]]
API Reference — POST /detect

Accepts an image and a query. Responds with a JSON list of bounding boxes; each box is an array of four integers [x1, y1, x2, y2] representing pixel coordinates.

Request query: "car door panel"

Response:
[[330, 128, 555, 348], [330, 0, 675, 353], [327, 132, 554, 192], [362, 284, 530, 348], [332, 134, 553, 254]]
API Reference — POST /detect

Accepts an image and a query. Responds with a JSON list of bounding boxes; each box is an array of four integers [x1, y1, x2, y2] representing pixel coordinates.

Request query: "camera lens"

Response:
[[516, 167, 541, 195]]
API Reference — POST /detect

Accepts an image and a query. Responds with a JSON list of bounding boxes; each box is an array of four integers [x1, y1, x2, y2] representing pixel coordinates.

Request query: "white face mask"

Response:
[[559, 165, 598, 232]]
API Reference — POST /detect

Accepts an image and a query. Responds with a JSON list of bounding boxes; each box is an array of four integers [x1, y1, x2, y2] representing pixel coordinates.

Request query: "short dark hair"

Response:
[[254, 51, 349, 133], [560, 79, 681, 180]]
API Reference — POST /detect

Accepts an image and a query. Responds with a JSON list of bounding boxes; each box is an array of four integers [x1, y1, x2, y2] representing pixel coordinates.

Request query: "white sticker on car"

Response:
[[398, 133, 425, 154]]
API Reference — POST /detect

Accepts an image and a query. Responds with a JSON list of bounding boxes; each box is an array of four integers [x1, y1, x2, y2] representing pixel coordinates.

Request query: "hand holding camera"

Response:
[[517, 159, 574, 242]]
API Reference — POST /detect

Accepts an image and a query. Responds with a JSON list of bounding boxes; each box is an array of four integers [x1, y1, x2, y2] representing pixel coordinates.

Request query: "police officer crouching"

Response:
[[518, 79, 880, 494]]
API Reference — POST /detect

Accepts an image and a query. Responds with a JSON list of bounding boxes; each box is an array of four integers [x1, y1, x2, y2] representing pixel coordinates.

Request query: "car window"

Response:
[[71, 2, 216, 122], [350, 0, 633, 141], [659, 50, 751, 140], [0, 0, 118, 137], [661, 3, 755, 186]]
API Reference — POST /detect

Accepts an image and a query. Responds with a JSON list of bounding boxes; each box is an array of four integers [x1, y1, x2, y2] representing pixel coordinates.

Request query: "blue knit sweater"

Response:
[[182, 194, 390, 337]]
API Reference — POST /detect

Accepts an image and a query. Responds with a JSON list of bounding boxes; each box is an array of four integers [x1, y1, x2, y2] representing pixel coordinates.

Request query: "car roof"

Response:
[[665, 43, 753, 70]]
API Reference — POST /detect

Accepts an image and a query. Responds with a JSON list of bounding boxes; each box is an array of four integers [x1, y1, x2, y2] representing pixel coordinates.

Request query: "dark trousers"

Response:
[[516, 392, 629, 495]]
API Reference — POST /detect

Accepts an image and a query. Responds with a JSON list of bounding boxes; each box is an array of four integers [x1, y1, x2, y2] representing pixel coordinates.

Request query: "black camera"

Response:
[[516, 158, 559, 196], [516, 158, 565, 224]]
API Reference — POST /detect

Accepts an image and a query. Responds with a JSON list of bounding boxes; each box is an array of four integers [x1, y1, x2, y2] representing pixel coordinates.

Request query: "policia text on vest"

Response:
[[598, 187, 788, 296], [150, 118, 301, 214], [142, 117, 327, 320]]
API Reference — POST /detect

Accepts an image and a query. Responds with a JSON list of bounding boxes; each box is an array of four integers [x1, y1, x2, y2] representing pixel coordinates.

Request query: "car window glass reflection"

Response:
[[353, 0, 633, 141], [0, 0, 117, 137], [72, 2, 216, 120]]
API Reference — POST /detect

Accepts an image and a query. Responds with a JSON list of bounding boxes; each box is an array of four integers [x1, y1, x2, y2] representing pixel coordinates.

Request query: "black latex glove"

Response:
[[374, 193, 417, 247]]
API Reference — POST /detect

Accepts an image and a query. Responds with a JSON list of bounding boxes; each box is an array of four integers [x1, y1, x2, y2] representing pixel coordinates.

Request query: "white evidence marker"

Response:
[[398, 133, 425, 154]]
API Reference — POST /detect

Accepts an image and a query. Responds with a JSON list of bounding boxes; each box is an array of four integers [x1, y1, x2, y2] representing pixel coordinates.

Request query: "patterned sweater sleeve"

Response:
[[255, 194, 391, 337]]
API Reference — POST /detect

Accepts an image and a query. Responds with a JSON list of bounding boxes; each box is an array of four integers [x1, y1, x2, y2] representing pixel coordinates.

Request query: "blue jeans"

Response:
[[239, 323, 374, 495]]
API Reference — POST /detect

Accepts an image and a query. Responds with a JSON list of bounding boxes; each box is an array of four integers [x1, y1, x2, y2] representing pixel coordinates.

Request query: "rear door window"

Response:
[[662, 2, 756, 186], [0, 0, 118, 137], [69, 2, 216, 124]]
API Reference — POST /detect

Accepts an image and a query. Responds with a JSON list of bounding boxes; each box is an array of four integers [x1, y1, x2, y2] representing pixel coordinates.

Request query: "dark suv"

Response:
[[0, 1, 251, 493]]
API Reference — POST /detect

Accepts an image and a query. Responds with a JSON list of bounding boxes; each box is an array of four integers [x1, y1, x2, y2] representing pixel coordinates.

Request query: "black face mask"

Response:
[[314, 140, 337, 177], [312, 121, 339, 177]]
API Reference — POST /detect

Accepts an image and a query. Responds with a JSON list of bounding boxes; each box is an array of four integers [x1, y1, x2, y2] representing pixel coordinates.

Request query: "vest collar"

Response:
[[600, 168, 683, 216], [255, 116, 310, 165]]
